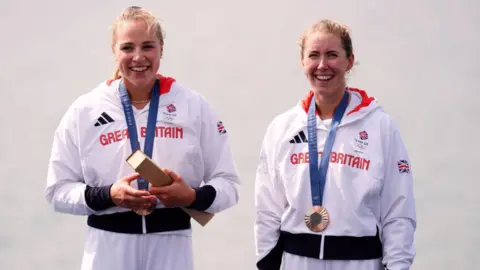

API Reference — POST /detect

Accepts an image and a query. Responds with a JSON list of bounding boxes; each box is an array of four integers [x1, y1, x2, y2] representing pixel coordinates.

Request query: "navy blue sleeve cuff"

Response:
[[256, 235, 284, 270], [85, 185, 115, 211], [187, 185, 216, 211]]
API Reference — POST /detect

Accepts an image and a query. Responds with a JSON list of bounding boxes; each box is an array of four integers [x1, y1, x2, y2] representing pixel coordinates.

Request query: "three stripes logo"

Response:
[[289, 130, 308, 144], [94, 112, 115, 127]]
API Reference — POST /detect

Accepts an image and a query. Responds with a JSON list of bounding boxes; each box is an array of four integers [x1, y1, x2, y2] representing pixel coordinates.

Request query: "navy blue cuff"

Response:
[[256, 236, 283, 270], [85, 185, 115, 211], [186, 185, 216, 211]]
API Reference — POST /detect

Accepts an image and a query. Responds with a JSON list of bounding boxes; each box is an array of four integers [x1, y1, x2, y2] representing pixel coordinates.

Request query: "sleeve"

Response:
[[188, 97, 240, 214], [44, 103, 100, 216], [254, 125, 287, 270], [380, 121, 417, 270]]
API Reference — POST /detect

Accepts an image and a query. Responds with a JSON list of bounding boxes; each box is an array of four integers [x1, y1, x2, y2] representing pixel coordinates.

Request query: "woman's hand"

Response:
[[149, 169, 196, 208], [110, 173, 157, 210]]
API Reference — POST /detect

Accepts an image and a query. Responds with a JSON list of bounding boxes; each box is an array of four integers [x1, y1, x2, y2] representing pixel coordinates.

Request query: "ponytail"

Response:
[[112, 67, 122, 81]]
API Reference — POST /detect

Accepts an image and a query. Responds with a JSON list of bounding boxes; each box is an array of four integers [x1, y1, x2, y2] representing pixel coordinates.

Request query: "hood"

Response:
[[299, 87, 383, 127]]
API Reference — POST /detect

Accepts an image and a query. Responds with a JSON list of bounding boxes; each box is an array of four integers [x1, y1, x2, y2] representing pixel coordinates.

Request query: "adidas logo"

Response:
[[289, 130, 308, 144], [94, 112, 115, 127]]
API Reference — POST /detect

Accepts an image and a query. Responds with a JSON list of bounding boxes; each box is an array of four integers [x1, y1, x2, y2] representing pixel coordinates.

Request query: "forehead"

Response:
[[115, 19, 156, 43], [303, 32, 343, 52]]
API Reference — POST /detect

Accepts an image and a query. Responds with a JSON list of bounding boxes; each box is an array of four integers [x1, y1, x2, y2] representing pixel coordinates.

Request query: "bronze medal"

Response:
[[134, 208, 153, 216], [134, 204, 156, 216], [305, 205, 329, 232]]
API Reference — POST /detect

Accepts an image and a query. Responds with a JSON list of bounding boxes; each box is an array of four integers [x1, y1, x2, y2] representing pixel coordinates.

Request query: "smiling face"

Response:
[[112, 19, 163, 90], [299, 20, 354, 99], [301, 32, 354, 98]]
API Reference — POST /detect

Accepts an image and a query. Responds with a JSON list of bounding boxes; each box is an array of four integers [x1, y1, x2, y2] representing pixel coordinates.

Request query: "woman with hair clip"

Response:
[[44, 6, 240, 270], [254, 19, 416, 270]]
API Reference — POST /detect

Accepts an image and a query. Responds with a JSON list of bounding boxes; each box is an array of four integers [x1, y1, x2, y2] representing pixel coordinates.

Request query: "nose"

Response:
[[132, 48, 146, 61], [317, 56, 328, 70]]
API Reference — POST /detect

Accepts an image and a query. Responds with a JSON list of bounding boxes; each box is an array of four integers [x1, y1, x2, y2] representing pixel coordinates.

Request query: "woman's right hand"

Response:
[[110, 173, 157, 210]]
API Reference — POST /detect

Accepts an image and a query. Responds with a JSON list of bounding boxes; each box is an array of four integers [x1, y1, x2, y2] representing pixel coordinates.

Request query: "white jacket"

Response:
[[45, 75, 240, 218], [254, 88, 416, 270]]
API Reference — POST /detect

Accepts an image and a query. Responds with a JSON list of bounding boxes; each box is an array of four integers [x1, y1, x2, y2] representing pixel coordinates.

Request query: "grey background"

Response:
[[1, 0, 478, 269]]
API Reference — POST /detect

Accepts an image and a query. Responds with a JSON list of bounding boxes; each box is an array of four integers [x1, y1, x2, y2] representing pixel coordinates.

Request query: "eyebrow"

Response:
[[326, 50, 339, 54], [308, 49, 340, 54], [120, 41, 156, 46]]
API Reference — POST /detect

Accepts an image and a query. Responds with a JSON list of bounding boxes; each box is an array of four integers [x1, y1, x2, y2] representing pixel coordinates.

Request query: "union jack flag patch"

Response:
[[217, 121, 227, 134], [397, 160, 410, 174]]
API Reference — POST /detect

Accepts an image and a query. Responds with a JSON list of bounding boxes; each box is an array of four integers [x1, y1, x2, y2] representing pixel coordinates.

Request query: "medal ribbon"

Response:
[[307, 90, 349, 207], [119, 79, 160, 190]]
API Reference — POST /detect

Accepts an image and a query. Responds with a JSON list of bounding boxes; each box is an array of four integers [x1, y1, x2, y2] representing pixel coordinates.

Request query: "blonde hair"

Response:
[[298, 19, 353, 60], [110, 6, 165, 81]]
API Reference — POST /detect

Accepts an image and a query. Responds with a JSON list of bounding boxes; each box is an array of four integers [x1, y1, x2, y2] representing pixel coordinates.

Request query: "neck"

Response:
[[124, 78, 156, 102], [314, 88, 347, 120]]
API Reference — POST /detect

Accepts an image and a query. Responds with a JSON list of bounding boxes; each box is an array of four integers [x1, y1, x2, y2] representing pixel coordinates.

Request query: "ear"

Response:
[[300, 56, 306, 69], [111, 43, 117, 58], [346, 53, 355, 71]]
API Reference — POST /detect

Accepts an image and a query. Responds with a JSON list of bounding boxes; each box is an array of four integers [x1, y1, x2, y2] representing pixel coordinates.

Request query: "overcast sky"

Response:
[[0, 0, 478, 269]]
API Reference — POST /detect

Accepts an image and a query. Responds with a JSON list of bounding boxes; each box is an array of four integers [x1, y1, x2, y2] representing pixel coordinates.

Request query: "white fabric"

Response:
[[254, 88, 416, 270], [81, 227, 193, 270], [45, 77, 240, 217], [282, 253, 383, 270]]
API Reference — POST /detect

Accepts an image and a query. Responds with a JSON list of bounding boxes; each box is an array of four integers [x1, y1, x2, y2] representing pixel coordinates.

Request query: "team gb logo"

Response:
[[166, 104, 176, 113], [163, 103, 177, 120], [354, 130, 369, 150]]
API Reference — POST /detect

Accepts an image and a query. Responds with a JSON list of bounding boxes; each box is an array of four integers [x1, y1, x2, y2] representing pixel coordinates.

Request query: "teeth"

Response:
[[316, 75, 333, 81], [131, 67, 148, 72]]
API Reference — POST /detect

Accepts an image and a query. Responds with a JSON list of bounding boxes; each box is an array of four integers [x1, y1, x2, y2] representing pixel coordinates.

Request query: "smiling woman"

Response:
[[44, 6, 240, 270], [110, 7, 165, 108], [298, 20, 354, 119], [254, 19, 417, 270]]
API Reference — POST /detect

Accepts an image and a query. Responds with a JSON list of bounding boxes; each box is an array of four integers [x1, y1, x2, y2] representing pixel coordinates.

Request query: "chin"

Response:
[[313, 86, 336, 96], [126, 75, 154, 86], [314, 82, 345, 95]]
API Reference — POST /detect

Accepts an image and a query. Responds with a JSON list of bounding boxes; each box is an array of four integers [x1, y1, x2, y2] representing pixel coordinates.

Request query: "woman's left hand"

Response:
[[149, 168, 196, 208]]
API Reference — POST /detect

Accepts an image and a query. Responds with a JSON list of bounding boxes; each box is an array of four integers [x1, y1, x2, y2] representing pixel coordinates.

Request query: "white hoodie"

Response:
[[254, 88, 416, 270], [45, 75, 240, 219]]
